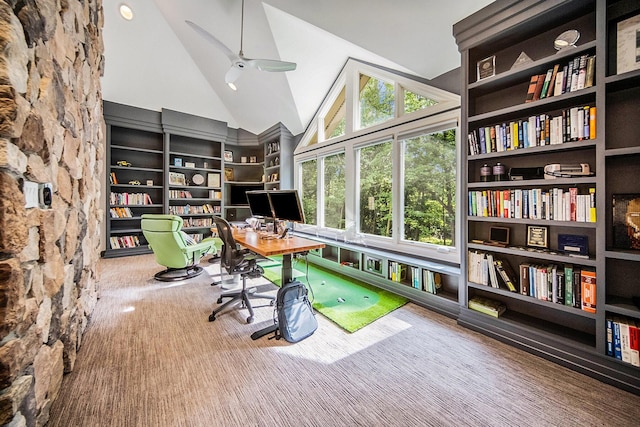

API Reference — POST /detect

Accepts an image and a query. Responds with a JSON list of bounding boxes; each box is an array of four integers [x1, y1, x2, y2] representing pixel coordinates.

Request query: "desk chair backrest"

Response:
[[213, 216, 247, 274], [141, 214, 192, 269]]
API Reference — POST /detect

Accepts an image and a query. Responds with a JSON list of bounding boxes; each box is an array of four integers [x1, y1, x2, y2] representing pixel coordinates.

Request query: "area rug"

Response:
[[261, 258, 408, 333]]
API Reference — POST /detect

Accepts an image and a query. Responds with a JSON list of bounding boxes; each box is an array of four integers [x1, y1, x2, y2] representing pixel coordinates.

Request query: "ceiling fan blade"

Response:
[[186, 20, 239, 63], [247, 58, 297, 72]]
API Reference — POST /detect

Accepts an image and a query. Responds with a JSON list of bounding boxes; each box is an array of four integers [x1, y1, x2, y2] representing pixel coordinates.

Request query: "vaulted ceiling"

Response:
[[101, 0, 493, 136]]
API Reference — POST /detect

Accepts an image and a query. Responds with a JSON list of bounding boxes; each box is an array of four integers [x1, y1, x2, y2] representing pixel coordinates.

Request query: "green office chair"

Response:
[[141, 214, 222, 281]]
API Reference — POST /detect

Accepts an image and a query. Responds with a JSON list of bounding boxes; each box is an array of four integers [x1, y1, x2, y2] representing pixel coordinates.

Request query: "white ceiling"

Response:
[[101, 0, 493, 136]]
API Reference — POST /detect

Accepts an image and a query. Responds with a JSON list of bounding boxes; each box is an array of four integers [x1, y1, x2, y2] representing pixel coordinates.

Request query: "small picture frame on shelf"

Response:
[[203, 161, 209, 169], [207, 173, 221, 188], [616, 14, 640, 75], [612, 194, 640, 250], [224, 150, 233, 162], [224, 167, 234, 181], [526, 225, 549, 249], [241, 156, 247, 163], [477, 55, 496, 81], [169, 172, 186, 186], [146, 180, 153, 186], [249, 156, 257, 163], [174, 158, 183, 167], [185, 161, 196, 168]]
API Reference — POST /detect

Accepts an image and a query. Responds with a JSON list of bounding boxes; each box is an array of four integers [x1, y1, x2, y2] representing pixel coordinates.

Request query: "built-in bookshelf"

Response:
[[260, 123, 295, 192], [222, 142, 264, 223], [454, 0, 640, 394], [104, 104, 164, 258], [166, 132, 223, 241], [307, 237, 460, 318]]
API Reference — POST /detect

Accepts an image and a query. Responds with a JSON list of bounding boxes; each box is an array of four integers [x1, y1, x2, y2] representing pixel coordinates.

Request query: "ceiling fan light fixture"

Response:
[[119, 3, 134, 21]]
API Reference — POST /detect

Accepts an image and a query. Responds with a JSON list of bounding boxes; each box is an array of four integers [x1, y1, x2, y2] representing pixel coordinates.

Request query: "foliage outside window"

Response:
[[402, 128, 456, 246], [300, 159, 318, 225], [323, 153, 346, 229], [359, 74, 395, 129], [404, 89, 438, 114], [358, 140, 392, 237]]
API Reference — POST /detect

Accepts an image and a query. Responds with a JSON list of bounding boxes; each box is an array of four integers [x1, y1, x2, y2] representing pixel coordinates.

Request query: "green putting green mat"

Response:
[[261, 258, 408, 333]]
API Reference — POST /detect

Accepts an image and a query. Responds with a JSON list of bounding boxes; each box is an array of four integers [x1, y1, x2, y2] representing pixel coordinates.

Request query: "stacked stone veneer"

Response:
[[0, 1, 104, 425]]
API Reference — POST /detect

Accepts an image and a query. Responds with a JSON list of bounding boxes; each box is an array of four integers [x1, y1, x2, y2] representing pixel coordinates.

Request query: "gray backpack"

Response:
[[274, 280, 317, 343]]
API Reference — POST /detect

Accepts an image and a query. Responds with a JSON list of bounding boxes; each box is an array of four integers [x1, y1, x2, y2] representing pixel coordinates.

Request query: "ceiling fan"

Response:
[[186, 0, 296, 90]]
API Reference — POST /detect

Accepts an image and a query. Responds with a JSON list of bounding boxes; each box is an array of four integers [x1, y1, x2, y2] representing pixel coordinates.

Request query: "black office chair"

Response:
[[209, 216, 275, 324]]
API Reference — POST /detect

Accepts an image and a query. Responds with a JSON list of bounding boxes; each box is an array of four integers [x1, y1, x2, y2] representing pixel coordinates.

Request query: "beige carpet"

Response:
[[48, 254, 640, 426]]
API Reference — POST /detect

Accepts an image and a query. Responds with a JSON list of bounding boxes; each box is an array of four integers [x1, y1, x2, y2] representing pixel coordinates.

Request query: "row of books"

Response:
[[468, 251, 519, 292], [169, 190, 193, 199], [519, 263, 596, 312], [168, 204, 219, 215], [468, 105, 595, 155], [468, 187, 596, 222], [182, 217, 214, 228], [109, 235, 141, 249], [109, 207, 134, 218], [109, 172, 118, 185], [468, 251, 596, 312], [525, 54, 595, 103], [185, 233, 205, 243], [607, 315, 640, 367], [110, 192, 153, 206], [209, 190, 222, 200], [389, 261, 407, 283]]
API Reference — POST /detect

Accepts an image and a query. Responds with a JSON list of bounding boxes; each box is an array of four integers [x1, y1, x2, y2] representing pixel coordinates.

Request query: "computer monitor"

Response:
[[245, 190, 274, 218], [268, 190, 305, 224]]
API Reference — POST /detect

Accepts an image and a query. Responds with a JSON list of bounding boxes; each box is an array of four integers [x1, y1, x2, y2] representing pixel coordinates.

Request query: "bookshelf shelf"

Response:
[[455, 0, 640, 394]]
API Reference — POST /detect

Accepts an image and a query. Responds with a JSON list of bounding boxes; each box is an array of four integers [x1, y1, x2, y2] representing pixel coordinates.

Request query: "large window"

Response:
[[402, 128, 457, 246], [294, 59, 461, 262], [357, 140, 392, 237], [300, 159, 318, 225], [323, 153, 345, 229]]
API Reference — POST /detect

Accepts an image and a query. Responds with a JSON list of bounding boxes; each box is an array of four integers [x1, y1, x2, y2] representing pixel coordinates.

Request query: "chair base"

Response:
[[154, 266, 204, 282], [209, 275, 275, 324]]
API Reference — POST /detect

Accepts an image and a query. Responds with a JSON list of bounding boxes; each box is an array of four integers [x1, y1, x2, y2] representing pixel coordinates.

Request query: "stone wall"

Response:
[[0, 1, 104, 425]]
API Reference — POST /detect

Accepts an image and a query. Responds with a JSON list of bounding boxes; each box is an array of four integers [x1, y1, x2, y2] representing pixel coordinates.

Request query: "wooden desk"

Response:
[[232, 229, 325, 284]]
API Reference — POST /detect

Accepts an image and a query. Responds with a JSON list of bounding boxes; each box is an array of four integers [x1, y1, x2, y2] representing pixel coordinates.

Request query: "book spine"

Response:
[[580, 269, 596, 313], [606, 317, 614, 356]]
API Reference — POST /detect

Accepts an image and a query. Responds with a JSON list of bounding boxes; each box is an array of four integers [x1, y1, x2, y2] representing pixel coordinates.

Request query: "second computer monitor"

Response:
[[268, 190, 305, 224]]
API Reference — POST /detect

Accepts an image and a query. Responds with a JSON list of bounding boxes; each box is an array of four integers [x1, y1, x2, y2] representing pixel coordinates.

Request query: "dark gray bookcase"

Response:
[[454, 0, 640, 394], [162, 109, 227, 242], [104, 102, 164, 258]]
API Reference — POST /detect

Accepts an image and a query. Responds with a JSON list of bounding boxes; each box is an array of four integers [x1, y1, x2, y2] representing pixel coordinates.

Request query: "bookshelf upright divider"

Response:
[[454, 0, 640, 395]]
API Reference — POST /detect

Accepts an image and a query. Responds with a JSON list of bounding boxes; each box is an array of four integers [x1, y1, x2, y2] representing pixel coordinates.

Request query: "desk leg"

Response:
[[251, 253, 295, 340], [281, 253, 293, 284]]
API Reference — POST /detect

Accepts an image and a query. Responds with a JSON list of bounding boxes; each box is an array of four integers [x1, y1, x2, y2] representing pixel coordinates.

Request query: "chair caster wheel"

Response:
[[217, 297, 223, 304], [246, 316, 254, 324], [208, 313, 216, 322]]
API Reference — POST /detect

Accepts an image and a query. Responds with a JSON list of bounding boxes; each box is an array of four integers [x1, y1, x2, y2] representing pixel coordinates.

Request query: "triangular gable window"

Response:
[[296, 58, 459, 154], [403, 89, 438, 114]]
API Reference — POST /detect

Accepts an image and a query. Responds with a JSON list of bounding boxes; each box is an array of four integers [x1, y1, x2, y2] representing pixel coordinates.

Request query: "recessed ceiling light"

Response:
[[227, 82, 237, 91], [119, 3, 134, 21]]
